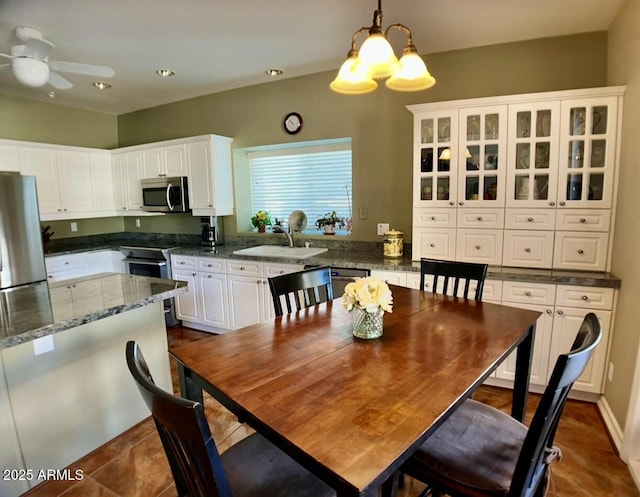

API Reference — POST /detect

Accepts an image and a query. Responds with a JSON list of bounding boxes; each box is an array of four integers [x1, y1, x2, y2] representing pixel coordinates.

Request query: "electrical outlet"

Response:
[[70, 222, 78, 232], [135, 218, 141, 228], [608, 362, 615, 382], [377, 223, 389, 235]]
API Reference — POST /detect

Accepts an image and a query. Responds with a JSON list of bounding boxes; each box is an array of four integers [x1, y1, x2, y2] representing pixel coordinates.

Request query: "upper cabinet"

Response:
[[409, 87, 625, 271], [140, 144, 187, 179]]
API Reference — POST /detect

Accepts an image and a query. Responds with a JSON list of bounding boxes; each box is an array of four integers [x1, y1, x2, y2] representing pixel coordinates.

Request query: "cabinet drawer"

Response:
[[413, 208, 456, 228], [502, 231, 554, 268], [552, 232, 608, 271], [504, 209, 556, 230], [457, 209, 504, 229], [456, 229, 503, 265], [45, 253, 87, 273], [555, 210, 611, 232], [226, 259, 262, 276], [412, 228, 456, 261], [197, 257, 225, 273], [171, 255, 197, 270], [481, 279, 503, 303], [502, 281, 556, 306], [555, 285, 614, 310], [264, 263, 304, 278]]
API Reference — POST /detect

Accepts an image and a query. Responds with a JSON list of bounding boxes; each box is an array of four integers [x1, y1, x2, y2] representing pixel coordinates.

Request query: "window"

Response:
[[234, 139, 352, 235]]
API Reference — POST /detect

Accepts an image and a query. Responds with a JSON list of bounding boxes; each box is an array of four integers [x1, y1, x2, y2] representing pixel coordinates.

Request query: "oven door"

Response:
[[123, 259, 169, 279]]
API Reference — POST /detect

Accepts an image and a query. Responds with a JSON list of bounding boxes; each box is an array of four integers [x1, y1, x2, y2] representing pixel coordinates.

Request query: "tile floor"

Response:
[[23, 326, 640, 497]]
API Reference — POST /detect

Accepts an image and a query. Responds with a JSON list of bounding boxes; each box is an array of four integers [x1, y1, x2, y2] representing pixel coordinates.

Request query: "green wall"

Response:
[[117, 32, 608, 241]]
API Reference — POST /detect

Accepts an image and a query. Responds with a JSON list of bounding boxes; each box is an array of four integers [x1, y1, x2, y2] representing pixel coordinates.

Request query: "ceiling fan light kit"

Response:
[[0, 26, 115, 91], [330, 0, 436, 95]]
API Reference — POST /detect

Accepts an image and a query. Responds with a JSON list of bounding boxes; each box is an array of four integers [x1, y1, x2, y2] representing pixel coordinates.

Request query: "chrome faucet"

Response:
[[273, 223, 294, 247]]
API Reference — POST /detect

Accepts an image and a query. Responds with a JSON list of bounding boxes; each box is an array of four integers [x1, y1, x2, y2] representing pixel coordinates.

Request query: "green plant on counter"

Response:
[[315, 211, 345, 229], [251, 210, 272, 230]]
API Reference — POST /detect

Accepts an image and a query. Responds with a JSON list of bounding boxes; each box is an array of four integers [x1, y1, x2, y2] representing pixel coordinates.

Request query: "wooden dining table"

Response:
[[170, 285, 541, 497]]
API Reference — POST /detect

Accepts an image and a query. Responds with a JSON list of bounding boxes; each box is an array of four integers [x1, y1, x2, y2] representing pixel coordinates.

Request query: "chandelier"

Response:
[[330, 0, 436, 95]]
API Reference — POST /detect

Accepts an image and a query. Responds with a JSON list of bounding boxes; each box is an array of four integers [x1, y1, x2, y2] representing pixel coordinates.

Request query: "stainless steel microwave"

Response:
[[141, 176, 190, 213]]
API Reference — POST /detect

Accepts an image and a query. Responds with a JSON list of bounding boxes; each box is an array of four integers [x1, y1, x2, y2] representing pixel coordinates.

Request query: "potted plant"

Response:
[[251, 210, 272, 233], [315, 211, 345, 235]]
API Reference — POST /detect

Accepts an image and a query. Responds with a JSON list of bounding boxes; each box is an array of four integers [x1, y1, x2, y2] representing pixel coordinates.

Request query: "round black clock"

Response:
[[283, 112, 303, 134]]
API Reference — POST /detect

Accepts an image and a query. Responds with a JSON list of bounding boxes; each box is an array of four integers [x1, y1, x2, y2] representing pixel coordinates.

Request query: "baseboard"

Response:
[[629, 460, 640, 490], [597, 396, 624, 454]]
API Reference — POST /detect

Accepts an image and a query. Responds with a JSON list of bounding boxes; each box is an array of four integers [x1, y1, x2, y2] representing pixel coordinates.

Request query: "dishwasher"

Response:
[[304, 265, 370, 297]]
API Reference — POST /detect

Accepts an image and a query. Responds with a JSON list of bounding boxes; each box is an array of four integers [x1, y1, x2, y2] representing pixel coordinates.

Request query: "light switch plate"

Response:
[[377, 223, 389, 235]]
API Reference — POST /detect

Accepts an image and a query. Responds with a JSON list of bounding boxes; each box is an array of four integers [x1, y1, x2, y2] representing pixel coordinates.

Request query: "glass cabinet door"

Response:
[[558, 97, 618, 208], [414, 110, 458, 206], [457, 106, 507, 207], [506, 101, 561, 208]]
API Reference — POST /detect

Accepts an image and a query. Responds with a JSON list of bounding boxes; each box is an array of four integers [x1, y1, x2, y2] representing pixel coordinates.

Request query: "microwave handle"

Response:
[[166, 183, 175, 211]]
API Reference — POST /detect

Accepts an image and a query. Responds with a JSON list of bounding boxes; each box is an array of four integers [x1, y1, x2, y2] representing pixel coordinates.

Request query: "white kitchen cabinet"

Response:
[[0, 143, 20, 171], [19, 146, 60, 214], [45, 253, 88, 282], [173, 267, 200, 323], [370, 269, 408, 287], [186, 135, 234, 216], [409, 87, 624, 271], [86, 249, 124, 274], [227, 272, 265, 329], [140, 144, 187, 179], [197, 258, 229, 329], [112, 151, 144, 212], [90, 152, 116, 213]]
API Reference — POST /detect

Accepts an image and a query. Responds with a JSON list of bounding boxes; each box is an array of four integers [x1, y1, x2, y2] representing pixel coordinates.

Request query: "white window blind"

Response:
[[249, 146, 352, 227]]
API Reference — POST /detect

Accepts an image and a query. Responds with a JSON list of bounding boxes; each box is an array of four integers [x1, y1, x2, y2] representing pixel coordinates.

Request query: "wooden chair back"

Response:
[[126, 341, 233, 497], [510, 312, 602, 496], [268, 266, 334, 316], [419, 258, 488, 301]]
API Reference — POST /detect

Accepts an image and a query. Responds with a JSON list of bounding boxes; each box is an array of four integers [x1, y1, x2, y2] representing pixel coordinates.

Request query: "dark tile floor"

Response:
[[23, 326, 640, 497]]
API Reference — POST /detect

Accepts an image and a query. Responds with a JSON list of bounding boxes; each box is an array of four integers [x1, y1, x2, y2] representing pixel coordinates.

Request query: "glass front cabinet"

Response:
[[410, 87, 624, 271]]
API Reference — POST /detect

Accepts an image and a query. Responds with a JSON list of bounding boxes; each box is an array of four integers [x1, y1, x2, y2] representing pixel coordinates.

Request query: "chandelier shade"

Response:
[[330, 0, 435, 95]]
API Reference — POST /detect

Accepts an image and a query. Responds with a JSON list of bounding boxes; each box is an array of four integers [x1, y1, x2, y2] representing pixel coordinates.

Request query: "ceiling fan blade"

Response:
[[0, 52, 13, 61], [24, 36, 54, 60], [48, 71, 73, 90], [49, 60, 114, 78]]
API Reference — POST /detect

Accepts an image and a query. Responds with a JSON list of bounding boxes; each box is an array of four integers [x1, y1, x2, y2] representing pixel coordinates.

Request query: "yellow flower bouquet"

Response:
[[342, 276, 393, 339], [251, 210, 271, 232]]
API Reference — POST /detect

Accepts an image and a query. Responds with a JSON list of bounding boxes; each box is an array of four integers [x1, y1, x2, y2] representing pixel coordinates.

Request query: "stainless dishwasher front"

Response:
[[304, 265, 370, 296]]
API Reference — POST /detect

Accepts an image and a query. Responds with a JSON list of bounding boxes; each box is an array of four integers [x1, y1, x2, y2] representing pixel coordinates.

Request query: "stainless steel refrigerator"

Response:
[[0, 172, 47, 290]]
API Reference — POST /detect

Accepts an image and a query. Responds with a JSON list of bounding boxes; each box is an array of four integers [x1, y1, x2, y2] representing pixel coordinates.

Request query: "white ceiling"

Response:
[[0, 0, 626, 115]]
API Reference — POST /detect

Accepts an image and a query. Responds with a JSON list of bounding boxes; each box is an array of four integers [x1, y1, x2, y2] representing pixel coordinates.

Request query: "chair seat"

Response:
[[223, 432, 335, 497], [403, 399, 527, 497]]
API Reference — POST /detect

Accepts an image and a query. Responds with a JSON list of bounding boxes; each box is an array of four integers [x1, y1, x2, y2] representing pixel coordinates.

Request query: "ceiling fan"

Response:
[[0, 26, 115, 90]]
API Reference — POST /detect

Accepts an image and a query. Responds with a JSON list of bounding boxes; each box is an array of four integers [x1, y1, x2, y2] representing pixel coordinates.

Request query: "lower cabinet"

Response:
[[46, 250, 124, 283], [171, 255, 302, 332]]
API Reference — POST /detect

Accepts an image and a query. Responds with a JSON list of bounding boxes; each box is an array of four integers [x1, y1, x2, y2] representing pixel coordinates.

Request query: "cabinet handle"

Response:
[[559, 201, 566, 206], [577, 249, 584, 255], [256, 280, 262, 285], [279, 270, 285, 274], [546, 309, 553, 314], [527, 217, 534, 222], [429, 243, 435, 248], [192, 273, 196, 277], [209, 204, 213, 207], [477, 216, 483, 221], [524, 248, 531, 253], [58, 208, 62, 212], [459, 201, 464, 206], [208, 275, 213, 278], [240, 266, 245, 270], [449, 201, 455, 206], [431, 216, 436, 221], [580, 218, 586, 223], [549, 201, 555, 206], [64, 261, 69, 265], [582, 295, 589, 301], [475, 245, 481, 250], [525, 291, 532, 297], [557, 309, 564, 315], [179, 261, 185, 265]]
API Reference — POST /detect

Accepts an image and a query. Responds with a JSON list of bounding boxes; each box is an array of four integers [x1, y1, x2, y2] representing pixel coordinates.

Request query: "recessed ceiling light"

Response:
[[265, 68, 283, 77], [156, 69, 175, 77], [93, 82, 111, 90]]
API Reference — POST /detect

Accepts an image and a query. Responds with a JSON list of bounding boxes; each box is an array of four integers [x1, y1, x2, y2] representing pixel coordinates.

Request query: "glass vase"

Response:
[[351, 306, 384, 339]]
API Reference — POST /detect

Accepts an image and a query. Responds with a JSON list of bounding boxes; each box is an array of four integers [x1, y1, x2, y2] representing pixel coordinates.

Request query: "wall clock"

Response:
[[283, 112, 303, 134]]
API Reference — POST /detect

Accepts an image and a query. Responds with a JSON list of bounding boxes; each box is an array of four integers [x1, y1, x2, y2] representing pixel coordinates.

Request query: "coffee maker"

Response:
[[201, 216, 223, 247]]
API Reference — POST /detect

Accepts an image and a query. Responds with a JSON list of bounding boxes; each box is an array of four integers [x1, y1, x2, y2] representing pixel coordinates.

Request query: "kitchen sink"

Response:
[[232, 245, 328, 259]]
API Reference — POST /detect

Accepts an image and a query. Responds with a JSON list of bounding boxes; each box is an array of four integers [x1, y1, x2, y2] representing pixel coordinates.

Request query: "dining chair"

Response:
[[419, 258, 488, 301], [125, 341, 335, 497], [384, 312, 602, 497], [268, 265, 334, 316]]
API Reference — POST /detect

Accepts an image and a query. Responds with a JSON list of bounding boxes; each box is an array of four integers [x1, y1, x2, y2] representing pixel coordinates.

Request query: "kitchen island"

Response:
[[0, 273, 186, 497]]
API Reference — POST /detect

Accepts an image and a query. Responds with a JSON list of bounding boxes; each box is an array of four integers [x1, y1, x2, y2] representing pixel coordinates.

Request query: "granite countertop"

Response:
[[171, 245, 622, 289], [0, 273, 187, 350]]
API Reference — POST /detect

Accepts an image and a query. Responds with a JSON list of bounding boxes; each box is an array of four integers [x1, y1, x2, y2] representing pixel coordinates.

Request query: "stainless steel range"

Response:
[[119, 244, 181, 327]]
